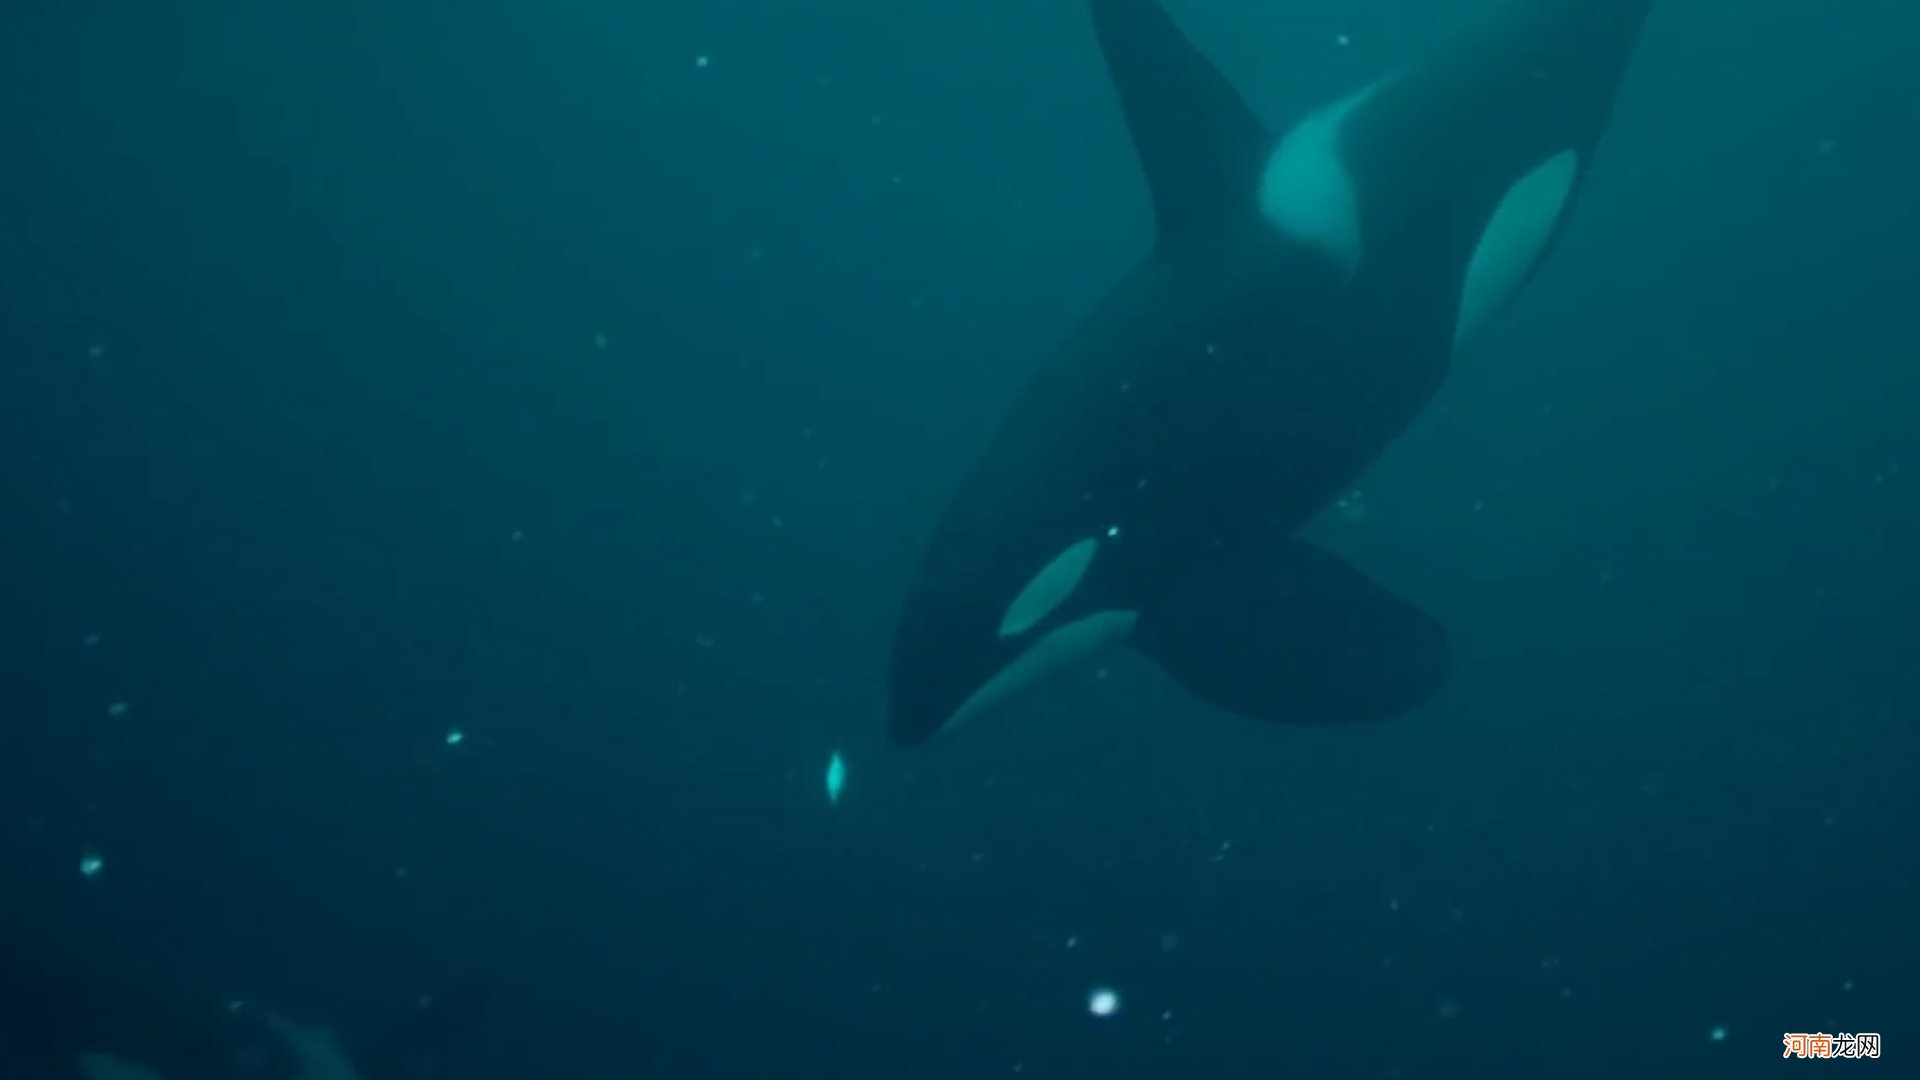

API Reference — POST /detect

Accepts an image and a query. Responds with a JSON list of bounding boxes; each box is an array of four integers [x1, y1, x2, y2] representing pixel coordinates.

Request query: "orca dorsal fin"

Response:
[[1092, 0, 1271, 255]]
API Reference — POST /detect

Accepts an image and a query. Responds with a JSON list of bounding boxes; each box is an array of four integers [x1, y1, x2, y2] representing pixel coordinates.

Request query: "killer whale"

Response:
[[887, 0, 1652, 746], [0, 942, 492, 1080]]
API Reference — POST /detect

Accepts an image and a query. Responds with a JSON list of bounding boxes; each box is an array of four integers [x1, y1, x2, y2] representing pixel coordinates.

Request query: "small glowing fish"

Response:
[[825, 750, 847, 805]]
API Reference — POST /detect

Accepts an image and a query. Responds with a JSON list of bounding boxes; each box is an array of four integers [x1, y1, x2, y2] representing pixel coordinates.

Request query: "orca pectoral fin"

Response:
[[1133, 538, 1449, 725], [1091, 0, 1270, 254]]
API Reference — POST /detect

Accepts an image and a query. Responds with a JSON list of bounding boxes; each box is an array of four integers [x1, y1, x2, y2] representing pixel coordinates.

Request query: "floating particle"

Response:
[[508, 530, 524, 543], [1435, 997, 1462, 1021], [79, 848, 104, 878], [1708, 1025, 1727, 1042], [1842, 979, 1855, 992], [444, 728, 465, 747], [105, 701, 129, 718], [1065, 935, 1079, 949], [1087, 987, 1120, 1018], [695, 54, 711, 69], [593, 332, 609, 350], [82, 633, 102, 648], [825, 750, 846, 805], [1336, 33, 1352, 47], [87, 342, 106, 359]]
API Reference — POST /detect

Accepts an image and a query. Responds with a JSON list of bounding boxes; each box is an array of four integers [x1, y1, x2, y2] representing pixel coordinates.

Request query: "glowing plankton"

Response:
[[825, 750, 847, 805]]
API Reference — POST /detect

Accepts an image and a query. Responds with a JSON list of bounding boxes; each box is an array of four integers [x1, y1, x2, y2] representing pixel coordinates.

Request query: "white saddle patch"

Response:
[[1259, 79, 1389, 279], [945, 609, 1138, 735], [999, 537, 1100, 638], [1454, 149, 1581, 351]]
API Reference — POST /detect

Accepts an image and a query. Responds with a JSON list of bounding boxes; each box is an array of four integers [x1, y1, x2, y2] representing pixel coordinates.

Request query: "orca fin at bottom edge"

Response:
[[1132, 536, 1449, 725]]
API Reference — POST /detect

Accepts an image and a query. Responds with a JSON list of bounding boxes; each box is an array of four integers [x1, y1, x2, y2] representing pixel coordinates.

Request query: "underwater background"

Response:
[[2, 0, 1915, 1076]]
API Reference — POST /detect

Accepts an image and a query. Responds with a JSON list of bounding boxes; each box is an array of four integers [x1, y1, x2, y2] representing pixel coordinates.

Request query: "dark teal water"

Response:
[[2, 2, 1914, 1077]]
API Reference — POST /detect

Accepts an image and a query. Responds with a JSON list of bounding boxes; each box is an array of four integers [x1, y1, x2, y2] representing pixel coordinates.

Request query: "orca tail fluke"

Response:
[[1133, 537, 1450, 725]]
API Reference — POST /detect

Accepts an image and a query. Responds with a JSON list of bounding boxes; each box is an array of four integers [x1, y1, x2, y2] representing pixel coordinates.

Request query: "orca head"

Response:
[[889, 531, 1137, 747]]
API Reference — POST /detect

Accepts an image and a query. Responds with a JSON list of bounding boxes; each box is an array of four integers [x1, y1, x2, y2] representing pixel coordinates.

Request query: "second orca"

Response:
[[888, 0, 1654, 746]]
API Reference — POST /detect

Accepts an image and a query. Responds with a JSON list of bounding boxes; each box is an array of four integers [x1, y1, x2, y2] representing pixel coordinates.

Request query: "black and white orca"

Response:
[[0, 944, 491, 1080], [888, 0, 1653, 746]]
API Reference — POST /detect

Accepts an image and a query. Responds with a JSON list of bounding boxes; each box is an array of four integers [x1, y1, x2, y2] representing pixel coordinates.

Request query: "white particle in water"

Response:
[[106, 701, 129, 718], [1709, 1025, 1727, 1042], [445, 728, 465, 747], [1087, 987, 1120, 1017], [824, 750, 846, 805], [695, 54, 711, 69], [79, 849, 104, 878]]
